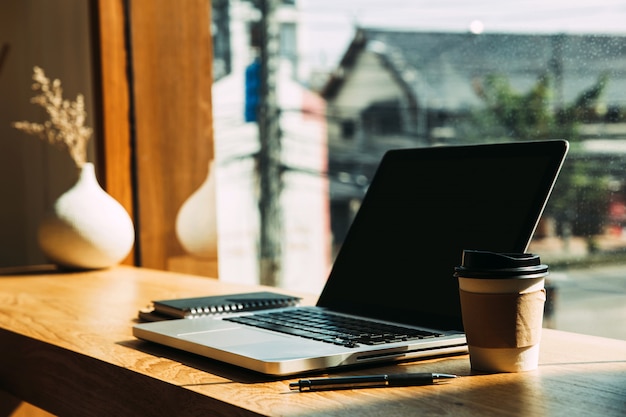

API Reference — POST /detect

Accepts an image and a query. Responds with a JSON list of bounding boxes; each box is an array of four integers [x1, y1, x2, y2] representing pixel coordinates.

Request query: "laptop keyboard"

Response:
[[223, 307, 444, 348]]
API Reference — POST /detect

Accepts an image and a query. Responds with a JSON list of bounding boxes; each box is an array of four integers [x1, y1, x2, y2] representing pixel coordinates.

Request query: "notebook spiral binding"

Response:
[[138, 291, 301, 322]]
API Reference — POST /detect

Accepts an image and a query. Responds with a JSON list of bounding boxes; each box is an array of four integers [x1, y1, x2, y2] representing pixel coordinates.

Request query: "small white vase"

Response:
[[38, 162, 135, 269], [175, 160, 218, 259]]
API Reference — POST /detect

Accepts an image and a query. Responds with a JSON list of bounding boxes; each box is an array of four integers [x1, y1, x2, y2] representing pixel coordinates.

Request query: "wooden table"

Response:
[[0, 266, 624, 416]]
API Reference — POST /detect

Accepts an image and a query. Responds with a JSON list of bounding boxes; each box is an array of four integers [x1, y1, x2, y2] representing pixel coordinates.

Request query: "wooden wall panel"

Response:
[[0, 0, 95, 268], [129, 0, 215, 270], [95, 0, 216, 271]]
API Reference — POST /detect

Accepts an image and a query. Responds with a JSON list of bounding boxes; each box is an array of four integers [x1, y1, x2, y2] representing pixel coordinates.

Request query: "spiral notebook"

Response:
[[139, 292, 301, 322], [134, 140, 569, 375]]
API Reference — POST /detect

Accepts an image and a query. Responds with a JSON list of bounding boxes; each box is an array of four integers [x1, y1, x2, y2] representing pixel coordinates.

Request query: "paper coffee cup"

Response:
[[454, 250, 548, 373]]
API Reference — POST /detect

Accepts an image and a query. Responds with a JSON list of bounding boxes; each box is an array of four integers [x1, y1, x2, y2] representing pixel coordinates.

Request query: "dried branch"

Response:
[[12, 66, 92, 168]]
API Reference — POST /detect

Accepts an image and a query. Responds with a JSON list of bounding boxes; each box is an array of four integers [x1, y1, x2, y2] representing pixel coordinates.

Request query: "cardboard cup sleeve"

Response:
[[459, 289, 546, 349]]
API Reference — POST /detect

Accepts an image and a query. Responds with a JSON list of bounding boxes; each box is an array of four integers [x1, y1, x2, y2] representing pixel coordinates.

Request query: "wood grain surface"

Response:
[[0, 266, 624, 416]]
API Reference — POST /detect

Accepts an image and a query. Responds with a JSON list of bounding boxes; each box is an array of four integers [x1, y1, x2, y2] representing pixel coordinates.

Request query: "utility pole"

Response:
[[257, 0, 282, 287]]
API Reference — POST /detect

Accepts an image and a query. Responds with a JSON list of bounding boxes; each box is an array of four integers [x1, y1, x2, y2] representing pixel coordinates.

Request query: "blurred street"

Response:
[[529, 236, 626, 340], [546, 264, 626, 340]]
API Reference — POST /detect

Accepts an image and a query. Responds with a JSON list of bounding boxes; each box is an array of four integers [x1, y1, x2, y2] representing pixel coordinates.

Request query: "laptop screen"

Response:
[[317, 140, 568, 331]]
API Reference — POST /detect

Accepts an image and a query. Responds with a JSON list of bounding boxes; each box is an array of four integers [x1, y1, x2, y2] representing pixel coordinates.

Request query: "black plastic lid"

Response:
[[454, 250, 548, 278]]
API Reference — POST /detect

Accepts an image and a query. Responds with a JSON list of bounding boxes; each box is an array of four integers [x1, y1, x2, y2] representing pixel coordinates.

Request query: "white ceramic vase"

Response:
[[175, 160, 218, 259], [38, 162, 135, 269]]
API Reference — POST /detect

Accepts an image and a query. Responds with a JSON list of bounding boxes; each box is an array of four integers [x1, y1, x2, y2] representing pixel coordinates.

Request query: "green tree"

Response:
[[473, 72, 611, 247], [473, 73, 555, 140], [473, 72, 608, 141]]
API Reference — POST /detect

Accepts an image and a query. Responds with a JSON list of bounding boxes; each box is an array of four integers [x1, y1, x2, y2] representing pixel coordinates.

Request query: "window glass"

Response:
[[211, 0, 626, 340]]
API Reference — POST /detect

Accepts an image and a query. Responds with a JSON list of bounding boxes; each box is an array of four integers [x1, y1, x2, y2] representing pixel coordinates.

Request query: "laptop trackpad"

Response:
[[179, 327, 291, 348], [178, 326, 342, 360]]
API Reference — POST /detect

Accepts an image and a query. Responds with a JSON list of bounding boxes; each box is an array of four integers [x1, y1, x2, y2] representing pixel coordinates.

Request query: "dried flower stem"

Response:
[[12, 66, 92, 169]]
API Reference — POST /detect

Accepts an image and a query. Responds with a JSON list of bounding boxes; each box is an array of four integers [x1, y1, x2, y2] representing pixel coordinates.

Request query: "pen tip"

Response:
[[433, 373, 458, 381]]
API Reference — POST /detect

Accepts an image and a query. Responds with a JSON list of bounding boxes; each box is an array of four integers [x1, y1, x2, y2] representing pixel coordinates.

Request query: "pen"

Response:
[[289, 372, 457, 392]]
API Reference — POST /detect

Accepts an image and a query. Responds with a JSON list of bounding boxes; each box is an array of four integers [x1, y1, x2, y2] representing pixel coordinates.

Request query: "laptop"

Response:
[[133, 139, 569, 375]]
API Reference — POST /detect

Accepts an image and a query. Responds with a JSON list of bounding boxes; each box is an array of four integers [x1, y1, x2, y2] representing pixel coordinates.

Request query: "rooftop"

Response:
[[323, 28, 626, 111]]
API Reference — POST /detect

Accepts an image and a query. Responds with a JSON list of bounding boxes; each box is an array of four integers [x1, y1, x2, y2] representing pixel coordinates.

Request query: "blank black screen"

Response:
[[317, 140, 568, 331]]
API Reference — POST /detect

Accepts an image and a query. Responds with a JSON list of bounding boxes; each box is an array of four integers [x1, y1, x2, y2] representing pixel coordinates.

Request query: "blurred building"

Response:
[[321, 28, 626, 252]]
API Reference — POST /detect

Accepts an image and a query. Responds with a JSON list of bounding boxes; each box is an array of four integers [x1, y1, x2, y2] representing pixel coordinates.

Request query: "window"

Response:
[[211, 0, 626, 340], [340, 119, 355, 139]]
